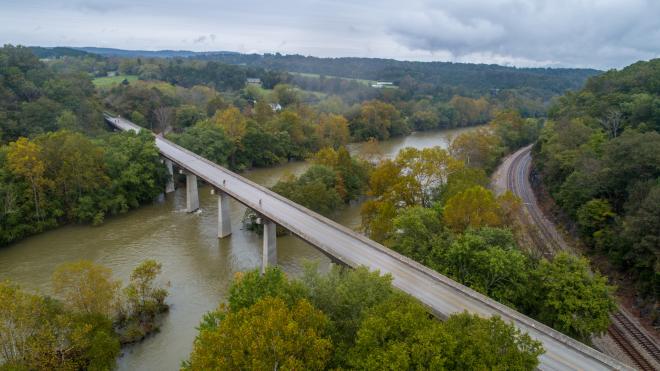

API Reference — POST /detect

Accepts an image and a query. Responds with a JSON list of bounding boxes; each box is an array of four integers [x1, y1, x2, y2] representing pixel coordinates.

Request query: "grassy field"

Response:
[[289, 71, 376, 86], [92, 74, 138, 88]]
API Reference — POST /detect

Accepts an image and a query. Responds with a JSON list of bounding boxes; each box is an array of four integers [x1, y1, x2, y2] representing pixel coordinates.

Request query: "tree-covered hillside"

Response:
[[199, 53, 600, 97], [0, 45, 104, 142], [73, 47, 599, 101], [535, 59, 660, 308]]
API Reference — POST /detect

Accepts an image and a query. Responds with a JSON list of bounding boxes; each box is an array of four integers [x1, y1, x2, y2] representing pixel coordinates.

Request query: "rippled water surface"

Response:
[[0, 126, 476, 370]]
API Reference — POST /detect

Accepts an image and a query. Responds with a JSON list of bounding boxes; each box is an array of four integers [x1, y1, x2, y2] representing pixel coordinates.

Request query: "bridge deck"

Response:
[[106, 115, 630, 371]]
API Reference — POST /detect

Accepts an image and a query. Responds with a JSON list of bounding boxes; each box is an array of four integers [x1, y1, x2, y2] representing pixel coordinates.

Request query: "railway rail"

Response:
[[500, 145, 660, 370]]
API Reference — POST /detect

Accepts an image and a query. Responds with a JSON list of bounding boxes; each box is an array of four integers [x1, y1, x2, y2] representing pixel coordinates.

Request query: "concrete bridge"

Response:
[[105, 115, 631, 371]]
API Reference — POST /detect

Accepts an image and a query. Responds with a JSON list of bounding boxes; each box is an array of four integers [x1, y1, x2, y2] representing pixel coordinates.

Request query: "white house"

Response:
[[246, 78, 262, 87]]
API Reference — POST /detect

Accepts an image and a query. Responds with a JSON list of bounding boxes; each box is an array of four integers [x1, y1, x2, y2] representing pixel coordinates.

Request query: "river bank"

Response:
[[0, 126, 476, 370]]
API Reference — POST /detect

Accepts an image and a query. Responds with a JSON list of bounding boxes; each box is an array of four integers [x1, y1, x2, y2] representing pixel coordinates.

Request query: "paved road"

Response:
[[107, 116, 631, 370]]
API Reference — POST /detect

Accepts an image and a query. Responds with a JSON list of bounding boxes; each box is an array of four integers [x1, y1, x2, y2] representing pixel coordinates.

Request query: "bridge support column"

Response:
[[262, 219, 277, 273], [164, 159, 175, 193], [185, 173, 199, 212], [217, 190, 231, 238]]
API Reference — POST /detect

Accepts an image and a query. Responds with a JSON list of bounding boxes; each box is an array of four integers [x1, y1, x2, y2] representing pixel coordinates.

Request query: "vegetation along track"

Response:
[[501, 145, 660, 370], [504, 144, 566, 255]]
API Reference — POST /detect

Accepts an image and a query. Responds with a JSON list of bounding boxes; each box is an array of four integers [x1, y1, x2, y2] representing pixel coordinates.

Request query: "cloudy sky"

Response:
[[2, 0, 659, 69]]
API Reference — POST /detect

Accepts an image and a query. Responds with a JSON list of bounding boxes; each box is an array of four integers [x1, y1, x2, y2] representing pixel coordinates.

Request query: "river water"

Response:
[[0, 127, 475, 370]]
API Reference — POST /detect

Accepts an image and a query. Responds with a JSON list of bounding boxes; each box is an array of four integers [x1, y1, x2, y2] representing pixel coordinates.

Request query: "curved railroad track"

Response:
[[498, 145, 660, 370], [503, 144, 567, 255]]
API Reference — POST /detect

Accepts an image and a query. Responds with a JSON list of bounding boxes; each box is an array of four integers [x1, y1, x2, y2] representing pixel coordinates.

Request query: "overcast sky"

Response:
[[2, 0, 659, 69]]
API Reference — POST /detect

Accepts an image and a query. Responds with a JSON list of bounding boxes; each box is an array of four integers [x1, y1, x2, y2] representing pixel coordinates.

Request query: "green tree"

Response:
[[130, 110, 147, 127], [38, 131, 109, 221], [100, 131, 166, 215], [185, 297, 332, 371], [351, 100, 409, 140], [449, 127, 504, 173], [273, 84, 300, 107], [271, 165, 344, 217], [56, 110, 79, 131], [620, 184, 660, 297], [123, 259, 169, 319], [576, 199, 615, 242], [301, 265, 395, 364], [170, 124, 232, 166], [227, 267, 305, 312], [530, 253, 616, 342], [491, 110, 540, 150], [175, 104, 205, 129], [442, 312, 543, 370], [439, 166, 490, 203], [390, 206, 446, 263], [449, 96, 491, 126], [434, 228, 531, 308], [347, 293, 453, 370]]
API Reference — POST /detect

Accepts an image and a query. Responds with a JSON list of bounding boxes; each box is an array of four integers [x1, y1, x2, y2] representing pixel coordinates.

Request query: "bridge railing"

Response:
[[104, 115, 631, 370]]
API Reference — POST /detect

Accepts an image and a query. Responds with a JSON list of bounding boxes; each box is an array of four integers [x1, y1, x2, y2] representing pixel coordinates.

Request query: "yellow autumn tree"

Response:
[[316, 113, 350, 149], [313, 147, 340, 168], [186, 297, 332, 370], [361, 147, 463, 242], [212, 106, 247, 144], [443, 186, 521, 232], [52, 260, 121, 317], [449, 127, 504, 172], [6, 137, 47, 219]]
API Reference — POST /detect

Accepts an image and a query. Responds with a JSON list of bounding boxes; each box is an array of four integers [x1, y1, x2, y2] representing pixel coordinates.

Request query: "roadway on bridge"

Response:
[[107, 116, 631, 371]]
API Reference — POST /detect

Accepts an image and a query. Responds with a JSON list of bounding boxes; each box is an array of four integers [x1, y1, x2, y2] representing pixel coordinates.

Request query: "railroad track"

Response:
[[502, 145, 660, 370], [504, 145, 564, 256], [609, 311, 660, 370]]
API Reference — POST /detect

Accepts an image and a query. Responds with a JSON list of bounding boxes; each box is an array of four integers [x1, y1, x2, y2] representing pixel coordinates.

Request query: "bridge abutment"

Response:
[[262, 219, 277, 273], [185, 172, 199, 212], [164, 158, 175, 193], [216, 189, 231, 238]]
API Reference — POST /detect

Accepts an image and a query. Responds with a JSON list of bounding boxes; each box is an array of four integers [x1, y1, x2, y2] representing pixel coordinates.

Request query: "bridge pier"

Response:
[[164, 158, 175, 193], [185, 172, 199, 212], [216, 189, 231, 238], [262, 219, 277, 273]]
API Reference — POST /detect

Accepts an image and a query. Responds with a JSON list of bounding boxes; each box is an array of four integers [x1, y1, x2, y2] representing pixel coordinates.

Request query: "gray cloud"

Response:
[[387, 0, 660, 68], [1, 0, 659, 68]]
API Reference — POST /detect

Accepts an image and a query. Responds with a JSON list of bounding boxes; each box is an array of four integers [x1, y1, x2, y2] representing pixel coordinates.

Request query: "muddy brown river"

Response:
[[0, 127, 476, 370]]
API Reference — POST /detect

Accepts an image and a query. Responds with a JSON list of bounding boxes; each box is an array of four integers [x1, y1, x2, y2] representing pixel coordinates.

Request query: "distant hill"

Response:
[[29, 46, 91, 58], [200, 54, 602, 95], [54, 46, 601, 96], [72, 47, 238, 58]]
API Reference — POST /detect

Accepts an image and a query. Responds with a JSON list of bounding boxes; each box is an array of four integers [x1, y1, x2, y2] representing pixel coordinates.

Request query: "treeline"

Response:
[[184, 266, 544, 370], [0, 45, 104, 143], [0, 130, 166, 245], [535, 58, 660, 305], [197, 53, 599, 97], [106, 80, 506, 172], [360, 112, 616, 343], [0, 259, 169, 369], [255, 110, 616, 343]]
